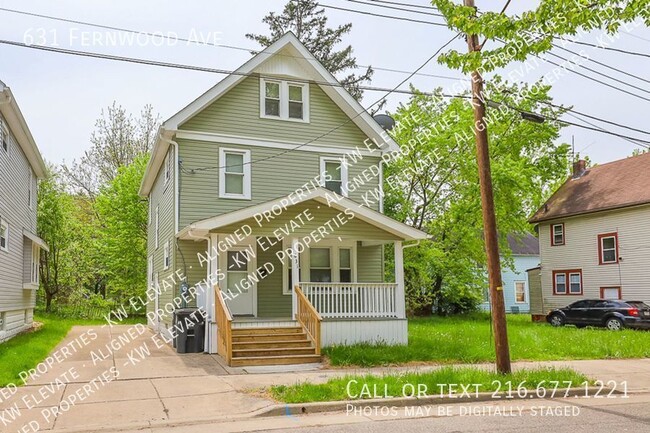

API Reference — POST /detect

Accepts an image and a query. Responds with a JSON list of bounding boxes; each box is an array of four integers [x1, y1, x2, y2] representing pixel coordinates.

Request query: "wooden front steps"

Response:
[[230, 326, 320, 367]]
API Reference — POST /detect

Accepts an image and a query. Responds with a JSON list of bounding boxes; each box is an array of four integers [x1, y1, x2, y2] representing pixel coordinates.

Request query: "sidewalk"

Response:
[[2, 325, 649, 433]]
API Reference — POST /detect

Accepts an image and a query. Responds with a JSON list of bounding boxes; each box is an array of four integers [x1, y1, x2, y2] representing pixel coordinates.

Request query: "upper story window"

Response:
[[320, 157, 347, 196], [598, 232, 618, 265], [0, 219, 8, 252], [154, 205, 159, 249], [551, 223, 565, 246], [28, 171, 34, 210], [260, 79, 309, 122], [553, 269, 582, 295], [219, 148, 251, 200], [163, 240, 170, 270]]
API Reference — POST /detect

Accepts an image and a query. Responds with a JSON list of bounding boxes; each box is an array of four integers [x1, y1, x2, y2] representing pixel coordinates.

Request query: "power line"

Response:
[[318, 3, 448, 26], [565, 112, 649, 149], [0, 6, 461, 82], [560, 38, 650, 59], [368, 0, 440, 10], [340, 0, 444, 17]]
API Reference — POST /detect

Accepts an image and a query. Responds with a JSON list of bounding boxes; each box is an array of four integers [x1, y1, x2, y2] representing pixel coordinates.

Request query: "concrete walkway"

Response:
[[2, 325, 650, 433]]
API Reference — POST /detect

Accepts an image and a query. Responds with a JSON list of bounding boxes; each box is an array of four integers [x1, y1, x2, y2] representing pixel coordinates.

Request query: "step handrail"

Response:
[[214, 285, 233, 364], [294, 285, 322, 355]]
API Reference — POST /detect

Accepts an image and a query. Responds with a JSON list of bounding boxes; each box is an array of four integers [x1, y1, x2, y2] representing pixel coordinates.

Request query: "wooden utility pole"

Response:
[[463, 0, 511, 374]]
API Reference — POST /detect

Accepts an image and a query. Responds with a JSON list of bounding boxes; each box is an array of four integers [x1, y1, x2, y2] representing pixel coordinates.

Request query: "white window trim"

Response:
[[569, 272, 582, 294], [259, 78, 310, 123], [163, 240, 170, 270], [320, 156, 348, 197], [514, 281, 527, 304], [219, 148, 252, 200], [0, 219, 8, 252], [554, 273, 566, 294], [600, 235, 618, 264], [282, 239, 356, 295], [552, 223, 564, 245], [154, 206, 159, 249]]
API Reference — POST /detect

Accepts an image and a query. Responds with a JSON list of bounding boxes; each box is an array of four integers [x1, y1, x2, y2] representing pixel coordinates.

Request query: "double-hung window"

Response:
[[598, 233, 618, 264], [553, 270, 582, 295], [551, 223, 564, 246], [339, 248, 352, 282], [260, 79, 309, 122], [0, 219, 8, 252], [163, 240, 170, 270], [310, 248, 332, 282], [320, 157, 347, 196], [219, 148, 251, 199], [514, 281, 526, 303]]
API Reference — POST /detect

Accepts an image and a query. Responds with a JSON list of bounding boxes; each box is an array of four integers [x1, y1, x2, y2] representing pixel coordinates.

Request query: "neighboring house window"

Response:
[[514, 281, 526, 303], [600, 287, 621, 300], [553, 269, 583, 295], [155, 206, 159, 249], [31, 243, 39, 284], [320, 157, 347, 196], [163, 240, 170, 270], [339, 248, 352, 282], [260, 79, 309, 122], [28, 171, 34, 210], [598, 233, 618, 264], [0, 219, 8, 252], [310, 247, 332, 282], [219, 148, 251, 199], [551, 223, 565, 246]]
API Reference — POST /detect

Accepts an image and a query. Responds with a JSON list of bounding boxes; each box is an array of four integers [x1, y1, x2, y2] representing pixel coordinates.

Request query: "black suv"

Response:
[[547, 299, 650, 330]]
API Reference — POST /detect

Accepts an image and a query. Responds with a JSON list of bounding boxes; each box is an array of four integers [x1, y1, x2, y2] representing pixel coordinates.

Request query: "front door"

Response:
[[224, 248, 255, 316]]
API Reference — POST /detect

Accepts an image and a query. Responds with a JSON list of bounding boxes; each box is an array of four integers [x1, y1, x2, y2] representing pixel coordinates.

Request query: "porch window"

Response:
[[219, 148, 251, 200], [598, 233, 618, 264], [514, 281, 526, 303], [260, 79, 309, 122], [551, 223, 564, 246], [226, 250, 250, 295], [0, 219, 8, 252], [320, 157, 347, 196], [339, 248, 352, 282], [310, 247, 332, 282]]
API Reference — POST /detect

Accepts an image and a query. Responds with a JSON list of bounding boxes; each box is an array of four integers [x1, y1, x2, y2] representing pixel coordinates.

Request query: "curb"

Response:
[[254, 386, 614, 417]]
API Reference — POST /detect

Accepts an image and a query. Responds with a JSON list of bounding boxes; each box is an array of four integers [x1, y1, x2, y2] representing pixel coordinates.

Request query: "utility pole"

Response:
[[463, 0, 511, 374]]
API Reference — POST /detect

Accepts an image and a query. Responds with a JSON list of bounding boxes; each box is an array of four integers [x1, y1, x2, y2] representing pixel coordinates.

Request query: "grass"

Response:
[[270, 366, 589, 403], [324, 313, 650, 367], [0, 313, 145, 387]]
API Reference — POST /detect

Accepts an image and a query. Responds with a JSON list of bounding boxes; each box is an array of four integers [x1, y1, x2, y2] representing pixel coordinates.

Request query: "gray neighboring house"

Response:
[[0, 80, 48, 342]]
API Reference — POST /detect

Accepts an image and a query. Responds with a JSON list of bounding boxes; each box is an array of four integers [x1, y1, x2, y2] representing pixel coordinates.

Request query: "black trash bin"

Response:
[[173, 308, 205, 353]]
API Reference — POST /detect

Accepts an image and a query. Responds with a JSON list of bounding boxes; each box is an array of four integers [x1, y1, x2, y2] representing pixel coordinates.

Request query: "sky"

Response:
[[0, 0, 649, 167]]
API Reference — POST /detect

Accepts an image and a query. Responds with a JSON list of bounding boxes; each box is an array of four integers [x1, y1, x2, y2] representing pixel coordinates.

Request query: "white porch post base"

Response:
[[394, 240, 406, 319], [291, 237, 300, 320]]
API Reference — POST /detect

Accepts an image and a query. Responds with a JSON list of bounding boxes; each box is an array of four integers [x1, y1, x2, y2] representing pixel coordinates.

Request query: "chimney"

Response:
[[572, 159, 587, 178]]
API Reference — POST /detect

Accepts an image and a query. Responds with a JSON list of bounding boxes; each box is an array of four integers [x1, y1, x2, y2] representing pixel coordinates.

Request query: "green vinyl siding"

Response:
[[147, 146, 176, 326], [175, 239, 209, 308], [178, 139, 382, 228], [216, 199, 399, 241], [180, 76, 372, 150], [357, 244, 385, 282], [256, 237, 291, 317]]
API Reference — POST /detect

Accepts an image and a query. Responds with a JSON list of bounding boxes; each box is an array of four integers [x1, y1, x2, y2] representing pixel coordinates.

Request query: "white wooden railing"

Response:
[[299, 283, 398, 319]]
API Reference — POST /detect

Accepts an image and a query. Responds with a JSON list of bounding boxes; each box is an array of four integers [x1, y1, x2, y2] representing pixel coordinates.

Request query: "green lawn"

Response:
[[0, 313, 145, 387], [270, 366, 589, 403], [324, 313, 650, 367]]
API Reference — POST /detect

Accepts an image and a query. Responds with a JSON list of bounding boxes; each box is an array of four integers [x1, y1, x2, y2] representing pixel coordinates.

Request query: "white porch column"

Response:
[[291, 237, 300, 320], [394, 240, 406, 319]]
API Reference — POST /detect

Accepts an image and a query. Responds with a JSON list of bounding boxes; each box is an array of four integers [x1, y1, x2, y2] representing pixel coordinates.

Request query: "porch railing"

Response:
[[214, 286, 233, 364], [294, 285, 322, 355], [300, 283, 398, 319]]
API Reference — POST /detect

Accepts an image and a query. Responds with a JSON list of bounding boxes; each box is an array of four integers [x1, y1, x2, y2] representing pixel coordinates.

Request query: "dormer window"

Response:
[[260, 79, 309, 122]]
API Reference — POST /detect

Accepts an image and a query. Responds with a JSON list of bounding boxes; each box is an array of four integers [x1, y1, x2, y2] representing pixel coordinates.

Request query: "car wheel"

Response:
[[605, 317, 624, 331], [549, 314, 565, 327]]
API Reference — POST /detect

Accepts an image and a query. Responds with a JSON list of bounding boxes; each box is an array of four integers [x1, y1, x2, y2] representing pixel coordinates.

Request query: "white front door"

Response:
[[224, 247, 255, 315]]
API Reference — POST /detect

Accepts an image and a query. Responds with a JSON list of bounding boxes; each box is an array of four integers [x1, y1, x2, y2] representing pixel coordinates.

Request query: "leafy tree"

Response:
[[385, 79, 570, 314], [94, 154, 149, 303], [246, 0, 373, 99], [63, 102, 159, 197]]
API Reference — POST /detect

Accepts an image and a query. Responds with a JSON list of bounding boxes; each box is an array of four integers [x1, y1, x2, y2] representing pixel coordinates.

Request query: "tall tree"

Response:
[[246, 0, 373, 99], [63, 102, 159, 198], [385, 79, 570, 314]]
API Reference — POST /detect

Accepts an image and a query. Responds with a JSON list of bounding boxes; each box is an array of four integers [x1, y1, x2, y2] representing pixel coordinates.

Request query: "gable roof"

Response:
[[177, 187, 429, 242], [530, 152, 650, 223], [507, 233, 539, 256], [139, 32, 399, 196], [0, 81, 47, 178]]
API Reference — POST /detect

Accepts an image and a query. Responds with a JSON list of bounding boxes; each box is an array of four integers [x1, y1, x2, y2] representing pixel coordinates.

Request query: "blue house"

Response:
[[481, 233, 540, 313]]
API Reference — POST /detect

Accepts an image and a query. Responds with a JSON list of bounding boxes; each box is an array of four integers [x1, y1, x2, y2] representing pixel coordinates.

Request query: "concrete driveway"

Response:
[[1, 325, 282, 432]]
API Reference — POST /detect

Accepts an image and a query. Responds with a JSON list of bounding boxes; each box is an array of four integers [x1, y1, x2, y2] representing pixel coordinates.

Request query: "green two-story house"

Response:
[[139, 32, 428, 366]]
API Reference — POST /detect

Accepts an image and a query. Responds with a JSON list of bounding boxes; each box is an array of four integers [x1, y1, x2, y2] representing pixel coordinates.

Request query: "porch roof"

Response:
[[177, 187, 429, 242]]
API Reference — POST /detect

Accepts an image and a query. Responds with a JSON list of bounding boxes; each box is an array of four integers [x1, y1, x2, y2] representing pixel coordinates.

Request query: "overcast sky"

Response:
[[1, 0, 649, 167]]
